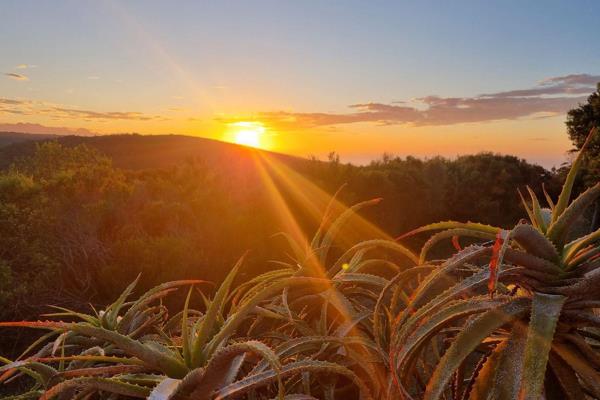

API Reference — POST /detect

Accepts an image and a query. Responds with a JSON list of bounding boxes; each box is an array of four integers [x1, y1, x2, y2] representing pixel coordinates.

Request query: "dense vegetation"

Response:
[[0, 140, 560, 324], [0, 127, 599, 399]]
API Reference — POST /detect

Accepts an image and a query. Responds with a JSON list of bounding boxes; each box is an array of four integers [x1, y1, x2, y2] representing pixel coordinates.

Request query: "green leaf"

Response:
[[397, 221, 500, 240], [548, 183, 600, 248], [191, 256, 244, 367], [418, 228, 496, 263], [182, 286, 194, 367], [205, 277, 330, 360], [393, 296, 505, 385], [509, 223, 558, 262], [330, 239, 418, 275], [552, 126, 598, 223], [553, 341, 600, 398], [423, 297, 530, 400], [14, 322, 189, 378], [526, 186, 548, 232], [486, 320, 527, 399], [518, 293, 566, 400], [547, 353, 586, 400], [182, 341, 282, 400], [103, 274, 140, 330], [148, 377, 181, 400], [40, 377, 150, 400], [215, 360, 372, 400], [318, 198, 382, 264]]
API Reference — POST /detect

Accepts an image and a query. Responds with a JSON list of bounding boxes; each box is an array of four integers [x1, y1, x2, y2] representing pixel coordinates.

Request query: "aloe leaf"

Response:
[[486, 319, 527, 399], [547, 183, 600, 248], [373, 266, 434, 350], [252, 336, 378, 374], [552, 126, 598, 223], [274, 231, 306, 264], [397, 245, 489, 325], [17, 330, 60, 360], [332, 272, 387, 288], [542, 183, 555, 210], [488, 230, 509, 297], [215, 359, 372, 400], [1, 322, 188, 377], [318, 197, 382, 264], [418, 228, 496, 263], [553, 341, 600, 398], [466, 339, 505, 400], [147, 377, 181, 400], [36, 355, 144, 365], [191, 256, 244, 367], [330, 239, 418, 275], [183, 341, 282, 400], [1, 390, 44, 400], [423, 297, 530, 400], [526, 186, 548, 232], [563, 226, 600, 263], [393, 296, 504, 385], [519, 189, 537, 227], [333, 309, 371, 337], [0, 360, 57, 385], [118, 280, 207, 333], [103, 274, 140, 329], [518, 293, 566, 400], [205, 277, 330, 360], [397, 221, 500, 240], [547, 353, 585, 400], [55, 364, 145, 379], [39, 377, 150, 400], [181, 286, 194, 367], [510, 223, 559, 262], [42, 306, 99, 325]]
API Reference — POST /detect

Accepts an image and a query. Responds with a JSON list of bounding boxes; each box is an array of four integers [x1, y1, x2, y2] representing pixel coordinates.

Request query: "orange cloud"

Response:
[[5, 73, 29, 81], [221, 74, 599, 129], [0, 98, 167, 121]]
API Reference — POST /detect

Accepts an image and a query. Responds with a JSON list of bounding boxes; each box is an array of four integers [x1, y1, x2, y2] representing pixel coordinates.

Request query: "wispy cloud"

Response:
[[0, 122, 96, 135], [88, 76, 100, 80], [5, 73, 29, 81], [15, 64, 37, 69], [0, 98, 167, 121], [221, 73, 599, 129]]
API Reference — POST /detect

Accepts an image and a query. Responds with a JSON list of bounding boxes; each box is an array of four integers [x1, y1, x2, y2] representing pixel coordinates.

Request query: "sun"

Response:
[[229, 121, 266, 148]]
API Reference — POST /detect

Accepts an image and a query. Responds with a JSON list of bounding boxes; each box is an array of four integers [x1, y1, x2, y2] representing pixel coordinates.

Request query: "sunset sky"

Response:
[[1, 0, 599, 167]]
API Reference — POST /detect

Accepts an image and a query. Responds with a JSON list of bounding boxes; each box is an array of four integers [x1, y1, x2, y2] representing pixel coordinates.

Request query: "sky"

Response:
[[1, 0, 599, 168]]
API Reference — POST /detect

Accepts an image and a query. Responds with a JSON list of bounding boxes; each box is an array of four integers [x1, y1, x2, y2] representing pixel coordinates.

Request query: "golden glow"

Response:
[[229, 121, 266, 148]]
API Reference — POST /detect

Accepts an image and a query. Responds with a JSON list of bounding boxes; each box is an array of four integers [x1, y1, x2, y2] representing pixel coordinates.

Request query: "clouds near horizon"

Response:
[[0, 122, 96, 136], [5, 73, 29, 81], [226, 74, 599, 129], [0, 98, 166, 122]]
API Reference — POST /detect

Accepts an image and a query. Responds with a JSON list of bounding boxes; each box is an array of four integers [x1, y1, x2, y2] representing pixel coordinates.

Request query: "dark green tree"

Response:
[[567, 82, 600, 154], [566, 82, 600, 228]]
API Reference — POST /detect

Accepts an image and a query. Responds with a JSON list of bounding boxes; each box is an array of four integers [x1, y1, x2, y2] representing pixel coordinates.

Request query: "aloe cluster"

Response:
[[1, 128, 599, 399], [390, 127, 600, 399]]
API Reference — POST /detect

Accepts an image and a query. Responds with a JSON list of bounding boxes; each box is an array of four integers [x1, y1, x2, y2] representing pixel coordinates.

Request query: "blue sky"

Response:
[[1, 1, 599, 166]]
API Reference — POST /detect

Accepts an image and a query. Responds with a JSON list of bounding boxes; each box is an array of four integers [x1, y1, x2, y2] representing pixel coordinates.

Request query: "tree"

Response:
[[566, 82, 600, 228], [567, 83, 600, 146]]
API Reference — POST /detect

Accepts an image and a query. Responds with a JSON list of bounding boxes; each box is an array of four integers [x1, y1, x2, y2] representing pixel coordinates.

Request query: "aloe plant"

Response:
[[391, 127, 600, 399]]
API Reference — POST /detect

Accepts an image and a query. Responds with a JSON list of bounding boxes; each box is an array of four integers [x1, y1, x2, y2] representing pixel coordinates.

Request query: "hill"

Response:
[[0, 133, 306, 171], [0, 131, 59, 148]]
